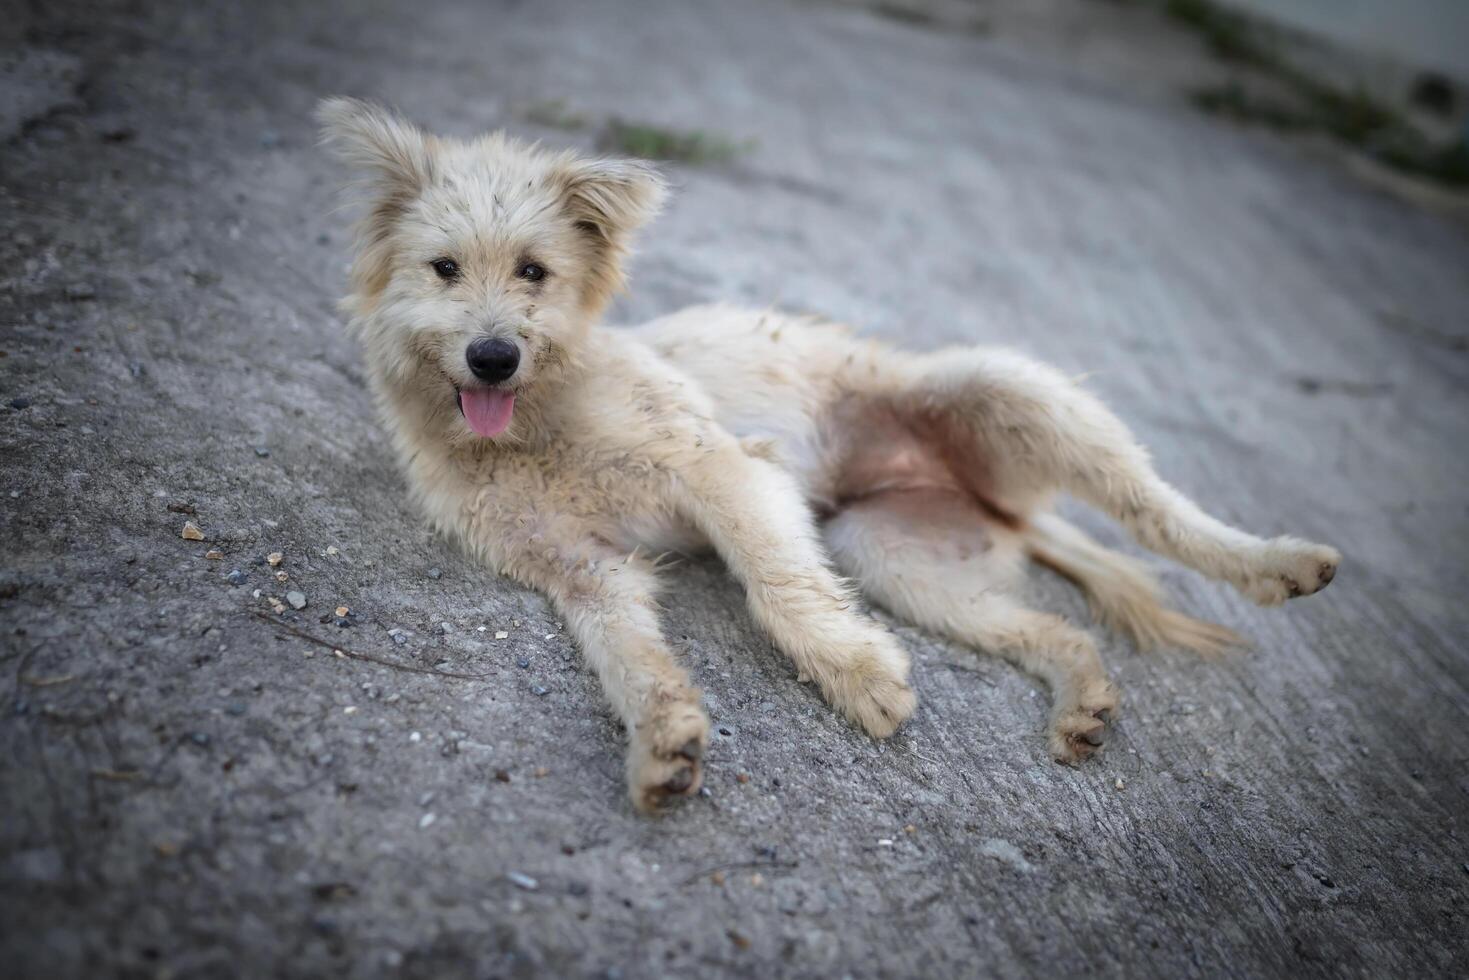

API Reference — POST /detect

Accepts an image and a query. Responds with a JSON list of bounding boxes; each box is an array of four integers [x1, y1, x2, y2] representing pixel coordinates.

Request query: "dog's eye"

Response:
[[517, 262, 546, 282], [430, 258, 460, 281]]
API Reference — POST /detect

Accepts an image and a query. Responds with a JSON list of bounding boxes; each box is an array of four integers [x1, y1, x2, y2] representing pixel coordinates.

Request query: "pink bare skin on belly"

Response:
[[827, 395, 1020, 532]]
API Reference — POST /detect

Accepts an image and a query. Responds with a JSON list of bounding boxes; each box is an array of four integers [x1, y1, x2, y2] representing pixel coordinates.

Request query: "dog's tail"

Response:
[[1022, 512, 1244, 656]]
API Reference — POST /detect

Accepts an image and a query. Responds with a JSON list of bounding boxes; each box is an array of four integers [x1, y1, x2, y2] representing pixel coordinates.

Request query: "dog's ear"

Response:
[[557, 158, 668, 240], [316, 97, 434, 197], [317, 98, 436, 304], [555, 157, 667, 312]]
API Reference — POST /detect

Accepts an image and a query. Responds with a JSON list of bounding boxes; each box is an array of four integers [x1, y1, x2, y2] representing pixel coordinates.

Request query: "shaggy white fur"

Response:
[[319, 99, 1340, 811]]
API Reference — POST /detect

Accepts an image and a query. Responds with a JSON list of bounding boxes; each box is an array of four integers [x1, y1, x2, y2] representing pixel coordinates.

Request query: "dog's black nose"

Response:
[[465, 338, 520, 384]]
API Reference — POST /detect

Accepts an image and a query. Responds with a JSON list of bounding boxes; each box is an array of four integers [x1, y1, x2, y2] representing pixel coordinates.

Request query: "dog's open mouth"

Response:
[[457, 387, 516, 438]]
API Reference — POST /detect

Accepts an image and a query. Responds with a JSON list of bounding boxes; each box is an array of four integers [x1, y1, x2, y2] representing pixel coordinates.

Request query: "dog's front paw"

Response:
[[1049, 678, 1120, 764], [821, 636, 916, 738], [1237, 537, 1340, 607], [626, 693, 710, 814]]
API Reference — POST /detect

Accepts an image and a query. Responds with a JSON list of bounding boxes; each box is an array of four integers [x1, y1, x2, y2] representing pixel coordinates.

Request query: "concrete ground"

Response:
[[2, 1, 1467, 977]]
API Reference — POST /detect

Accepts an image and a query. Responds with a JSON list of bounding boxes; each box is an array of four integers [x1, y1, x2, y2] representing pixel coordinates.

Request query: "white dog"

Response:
[[319, 99, 1340, 811]]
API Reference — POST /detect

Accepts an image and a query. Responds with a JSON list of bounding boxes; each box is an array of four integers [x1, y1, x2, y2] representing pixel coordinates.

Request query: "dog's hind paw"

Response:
[[1236, 537, 1340, 607]]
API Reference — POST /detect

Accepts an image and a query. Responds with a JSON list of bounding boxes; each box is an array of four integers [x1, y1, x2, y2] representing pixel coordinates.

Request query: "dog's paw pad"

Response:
[[659, 764, 696, 795]]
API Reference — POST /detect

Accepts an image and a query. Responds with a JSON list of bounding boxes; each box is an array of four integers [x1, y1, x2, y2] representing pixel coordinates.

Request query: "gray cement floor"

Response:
[[2, 1, 1467, 977]]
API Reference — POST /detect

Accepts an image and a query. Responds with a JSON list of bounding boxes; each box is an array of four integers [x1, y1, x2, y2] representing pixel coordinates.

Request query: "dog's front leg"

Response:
[[674, 443, 916, 737], [497, 522, 708, 812]]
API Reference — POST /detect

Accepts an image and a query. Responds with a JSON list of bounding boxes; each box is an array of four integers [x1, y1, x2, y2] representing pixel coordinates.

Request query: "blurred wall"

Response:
[[1219, 0, 1469, 79]]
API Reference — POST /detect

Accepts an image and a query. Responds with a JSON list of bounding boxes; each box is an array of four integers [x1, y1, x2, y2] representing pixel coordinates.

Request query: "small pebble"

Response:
[[181, 521, 205, 541], [254, 446, 270, 458], [494, 630, 509, 640], [749, 873, 764, 887], [286, 591, 307, 610], [226, 569, 248, 586], [267, 552, 284, 566], [335, 606, 349, 618], [533, 767, 549, 778], [1115, 777, 1126, 790], [275, 571, 289, 583], [9, 397, 32, 409], [877, 838, 893, 847], [409, 731, 422, 742], [516, 657, 530, 669], [426, 567, 442, 580], [531, 685, 549, 696], [736, 772, 750, 784], [225, 702, 247, 716], [506, 872, 538, 891], [205, 549, 224, 560], [326, 545, 339, 556], [495, 769, 511, 783], [189, 732, 211, 747], [418, 813, 436, 829], [710, 871, 726, 886], [343, 706, 357, 715]]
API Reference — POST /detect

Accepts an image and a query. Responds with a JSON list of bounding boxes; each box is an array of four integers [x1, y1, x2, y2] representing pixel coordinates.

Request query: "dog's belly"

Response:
[[631, 304, 854, 505], [607, 510, 712, 558]]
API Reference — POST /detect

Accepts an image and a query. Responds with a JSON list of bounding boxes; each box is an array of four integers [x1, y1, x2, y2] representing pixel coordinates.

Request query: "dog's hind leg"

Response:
[[1023, 512, 1243, 656], [823, 488, 1118, 762], [895, 348, 1340, 607]]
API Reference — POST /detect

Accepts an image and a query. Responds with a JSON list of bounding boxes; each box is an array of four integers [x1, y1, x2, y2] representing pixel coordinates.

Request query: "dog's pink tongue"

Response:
[[460, 388, 515, 438]]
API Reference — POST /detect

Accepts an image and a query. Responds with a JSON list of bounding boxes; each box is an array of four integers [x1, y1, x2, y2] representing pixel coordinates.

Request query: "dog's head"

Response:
[[318, 97, 665, 441]]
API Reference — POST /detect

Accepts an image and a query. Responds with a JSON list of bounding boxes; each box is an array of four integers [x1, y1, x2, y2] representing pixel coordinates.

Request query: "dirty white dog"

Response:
[[319, 99, 1340, 811]]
